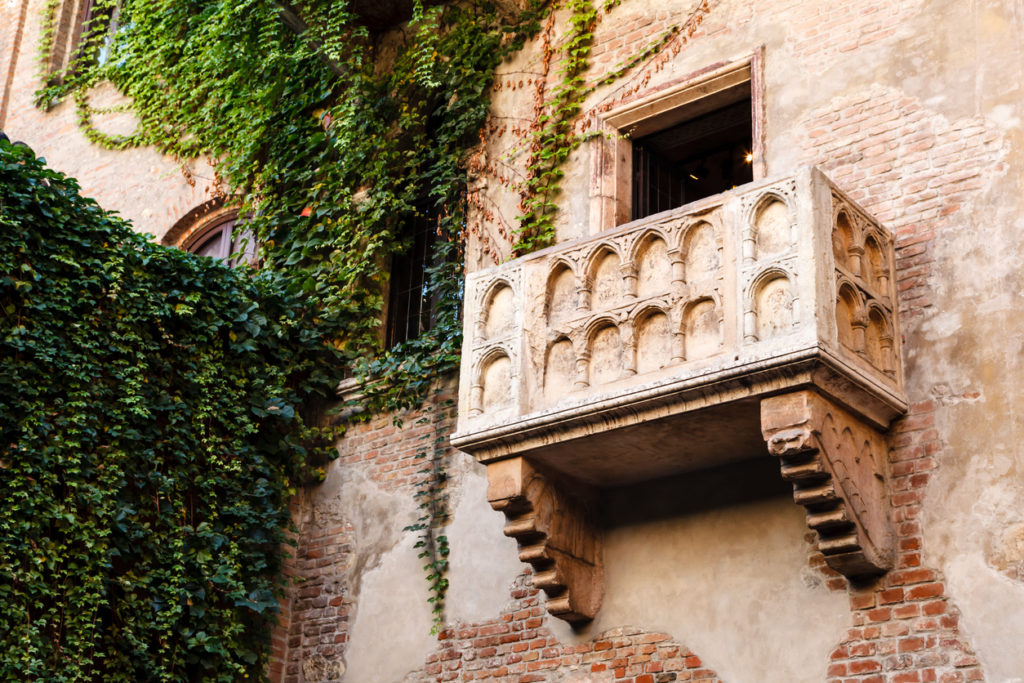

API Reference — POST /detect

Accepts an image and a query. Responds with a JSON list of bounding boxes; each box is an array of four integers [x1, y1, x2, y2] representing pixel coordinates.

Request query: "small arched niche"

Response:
[[865, 306, 891, 372], [479, 353, 513, 413], [544, 338, 576, 403], [635, 309, 672, 374], [684, 299, 721, 360], [634, 233, 671, 299], [833, 211, 855, 270], [755, 275, 794, 340], [863, 235, 886, 293], [836, 283, 860, 351], [483, 283, 515, 341], [589, 322, 624, 386], [683, 222, 720, 282], [546, 263, 576, 324], [753, 196, 791, 258], [590, 248, 623, 311]]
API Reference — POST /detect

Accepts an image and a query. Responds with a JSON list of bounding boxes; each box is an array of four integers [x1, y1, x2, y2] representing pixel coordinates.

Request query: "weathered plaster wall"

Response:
[[4, 0, 1024, 680], [546, 463, 853, 683], [445, 453, 525, 625], [0, 0, 217, 241]]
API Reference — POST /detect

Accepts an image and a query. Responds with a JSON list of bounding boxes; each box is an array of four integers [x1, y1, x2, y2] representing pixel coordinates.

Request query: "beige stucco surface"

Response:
[[445, 454, 523, 624], [344, 531, 438, 683], [307, 463, 436, 682], [316, 455, 525, 682], [549, 495, 851, 683]]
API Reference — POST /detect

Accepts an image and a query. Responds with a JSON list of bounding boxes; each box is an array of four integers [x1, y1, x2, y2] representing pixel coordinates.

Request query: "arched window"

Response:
[[179, 212, 255, 265]]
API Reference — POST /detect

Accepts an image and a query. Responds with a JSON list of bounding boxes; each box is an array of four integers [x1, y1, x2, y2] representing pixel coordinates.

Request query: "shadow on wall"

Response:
[[604, 455, 792, 526]]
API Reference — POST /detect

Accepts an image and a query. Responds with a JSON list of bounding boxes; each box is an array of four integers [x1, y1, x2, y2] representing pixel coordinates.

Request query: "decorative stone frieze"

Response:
[[454, 166, 906, 619]]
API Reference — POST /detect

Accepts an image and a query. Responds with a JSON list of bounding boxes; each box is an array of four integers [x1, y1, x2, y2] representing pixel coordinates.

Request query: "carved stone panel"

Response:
[[635, 234, 671, 299], [755, 275, 794, 341], [455, 166, 905, 470], [683, 221, 720, 282], [547, 264, 576, 325], [590, 323, 624, 386], [753, 197, 791, 257], [591, 248, 623, 311], [544, 338, 576, 404], [481, 354, 513, 412], [683, 299, 721, 360], [636, 309, 672, 373], [484, 283, 516, 340], [828, 189, 899, 385]]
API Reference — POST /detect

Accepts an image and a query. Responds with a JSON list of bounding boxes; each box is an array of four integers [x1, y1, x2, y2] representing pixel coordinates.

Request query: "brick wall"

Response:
[[420, 574, 725, 683], [796, 79, 1006, 683], [273, 381, 460, 683], [0, 0, 30, 126]]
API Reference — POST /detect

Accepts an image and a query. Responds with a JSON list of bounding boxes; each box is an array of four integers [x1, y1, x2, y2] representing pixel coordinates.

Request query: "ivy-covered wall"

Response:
[[0, 138, 342, 680]]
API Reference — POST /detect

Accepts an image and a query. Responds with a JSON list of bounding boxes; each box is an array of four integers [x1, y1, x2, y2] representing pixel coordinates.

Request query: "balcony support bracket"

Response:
[[486, 457, 603, 622], [761, 389, 896, 577]]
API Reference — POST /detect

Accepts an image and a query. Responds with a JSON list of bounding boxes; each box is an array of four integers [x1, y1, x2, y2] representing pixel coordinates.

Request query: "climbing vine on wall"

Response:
[[0, 139, 341, 680], [27, 0, 552, 668], [24, 0, 714, 664], [35, 0, 549, 410], [479, 0, 712, 255], [402, 389, 457, 635]]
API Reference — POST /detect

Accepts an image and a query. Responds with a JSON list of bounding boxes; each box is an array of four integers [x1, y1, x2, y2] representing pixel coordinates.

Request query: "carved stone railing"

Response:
[[453, 167, 906, 621]]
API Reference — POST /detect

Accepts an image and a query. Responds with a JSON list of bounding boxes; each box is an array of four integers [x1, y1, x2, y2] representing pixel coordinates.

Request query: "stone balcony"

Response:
[[452, 167, 907, 622]]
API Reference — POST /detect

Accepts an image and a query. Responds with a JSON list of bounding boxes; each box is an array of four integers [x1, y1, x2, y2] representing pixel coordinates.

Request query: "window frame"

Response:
[[589, 50, 766, 233], [45, 0, 124, 79], [183, 216, 237, 260], [44, 0, 93, 77], [165, 200, 255, 266], [383, 207, 441, 348]]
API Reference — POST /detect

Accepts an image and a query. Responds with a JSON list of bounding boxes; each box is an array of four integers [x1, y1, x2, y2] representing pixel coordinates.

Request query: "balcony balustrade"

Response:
[[452, 167, 907, 622]]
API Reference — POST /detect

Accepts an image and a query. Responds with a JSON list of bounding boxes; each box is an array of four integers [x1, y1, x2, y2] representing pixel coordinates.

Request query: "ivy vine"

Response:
[[35, 0, 548, 407], [402, 389, 456, 635], [1, 138, 340, 680], [17, 0, 713, 671], [499, 0, 709, 254]]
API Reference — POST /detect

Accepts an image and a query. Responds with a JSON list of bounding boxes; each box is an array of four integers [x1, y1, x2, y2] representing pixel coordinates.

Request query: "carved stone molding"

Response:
[[486, 457, 603, 622], [761, 390, 895, 577]]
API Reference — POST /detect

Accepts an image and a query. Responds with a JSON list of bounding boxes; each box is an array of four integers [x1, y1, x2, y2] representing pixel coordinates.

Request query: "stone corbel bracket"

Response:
[[486, 457, 603, 622], [761, 389, 896, 577]]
